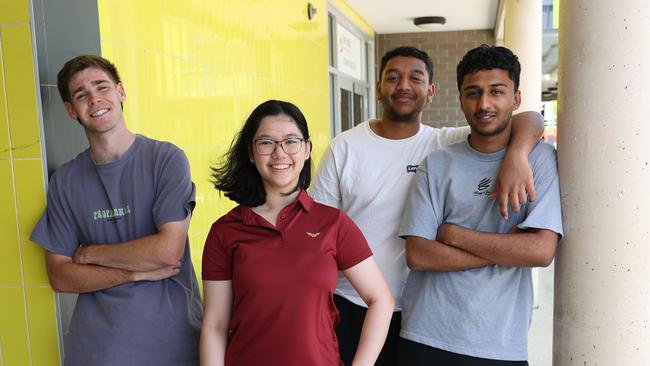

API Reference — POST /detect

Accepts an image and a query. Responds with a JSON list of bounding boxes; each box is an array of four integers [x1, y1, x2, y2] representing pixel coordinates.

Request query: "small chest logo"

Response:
[[406, 165, 418, 173], [306, 232, 321, 238], [472, 177, 493, 197]]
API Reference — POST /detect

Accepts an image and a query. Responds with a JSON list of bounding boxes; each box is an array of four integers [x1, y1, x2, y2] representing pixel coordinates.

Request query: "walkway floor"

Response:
[[528, 263, 554, 366]]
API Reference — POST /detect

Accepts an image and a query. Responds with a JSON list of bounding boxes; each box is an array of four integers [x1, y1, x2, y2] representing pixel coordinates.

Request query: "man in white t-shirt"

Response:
[[310, 46, 544, 366]]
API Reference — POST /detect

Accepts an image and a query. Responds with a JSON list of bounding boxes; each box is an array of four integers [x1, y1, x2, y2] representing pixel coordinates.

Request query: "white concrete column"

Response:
[[554, 1, 650, 365], [504, 0, 542, 113], [503, 0, 543, 313]]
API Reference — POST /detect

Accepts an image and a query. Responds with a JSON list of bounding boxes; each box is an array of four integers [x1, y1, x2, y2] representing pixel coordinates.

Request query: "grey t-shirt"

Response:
[[398, 140, 563, 361], [31, 135, 201, 366]]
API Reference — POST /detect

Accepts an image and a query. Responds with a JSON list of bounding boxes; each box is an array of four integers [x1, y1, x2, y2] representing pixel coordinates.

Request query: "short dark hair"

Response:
[[57, 55, 121, 103], [456, 44, 521, 92], [379, 46, 434, 85], [211, 100, 312, 207]]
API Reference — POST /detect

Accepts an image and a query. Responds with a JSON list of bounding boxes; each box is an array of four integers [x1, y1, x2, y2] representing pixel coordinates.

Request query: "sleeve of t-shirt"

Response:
[[202, 221, 232, 281], [398, 157, 442, 241], [29, 172, 79, 258], [517, 143, 564, 238], [335, 211, 372, 271], [439, 126, 470, 147], [152, 147, 196, 228], [310, 143, 342, 209]]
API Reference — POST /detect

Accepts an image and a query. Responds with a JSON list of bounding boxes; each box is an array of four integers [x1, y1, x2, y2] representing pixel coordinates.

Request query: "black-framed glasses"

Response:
[[252, 137, 307, 155]]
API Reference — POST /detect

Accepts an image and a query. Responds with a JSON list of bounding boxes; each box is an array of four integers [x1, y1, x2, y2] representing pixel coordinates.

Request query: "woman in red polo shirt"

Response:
[[200, 100, 393, 366]]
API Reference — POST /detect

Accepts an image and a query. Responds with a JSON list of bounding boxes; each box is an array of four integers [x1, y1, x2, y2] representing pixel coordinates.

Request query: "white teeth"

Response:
[[271, 164, 290, 169], [91, 108, 109, 117]]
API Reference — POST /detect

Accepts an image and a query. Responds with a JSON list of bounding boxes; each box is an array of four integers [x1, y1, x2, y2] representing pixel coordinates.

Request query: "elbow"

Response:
[[159, 251, 183, 267], [379, 295, 395, 315], [45, 261, 70, 293], [530, 256, 552, 268], [158, 239, 187, 267], [525, 230, 558, 267], [47, 272, 70, 293], [48, 279, 65, 293], [535, 250, 556, 268], [405, 239, 428, 270], [532, 243, 557, 267], [405, 250, 425, 271], [364, 288, 395, 313], [405, 253, 418, 270]]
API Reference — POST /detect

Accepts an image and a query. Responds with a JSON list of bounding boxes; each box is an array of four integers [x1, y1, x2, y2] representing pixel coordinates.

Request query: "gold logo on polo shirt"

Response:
[[306, 232, 321, 238]]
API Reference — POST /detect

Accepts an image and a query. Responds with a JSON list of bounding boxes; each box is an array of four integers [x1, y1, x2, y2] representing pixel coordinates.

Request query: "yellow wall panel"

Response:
[[97, 0, 331, 276], [13, 159, 48, 287], [0, 25, 41, 160], [0, 45, 10, 161], [0, 159, 21, 287], [0, 288, 30, 366], [1, 0, 56, 363], [0, 0, 29, 25], [25, 287, 60, 366]]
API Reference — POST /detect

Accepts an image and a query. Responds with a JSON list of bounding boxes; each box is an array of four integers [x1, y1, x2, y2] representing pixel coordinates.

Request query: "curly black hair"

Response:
[[379, 46, 434, 85], [456, 44, 521, 92]]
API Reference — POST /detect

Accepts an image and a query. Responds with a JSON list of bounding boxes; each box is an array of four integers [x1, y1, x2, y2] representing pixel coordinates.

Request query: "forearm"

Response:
[[48, 260, 135, 293], [47, 252, 180, 293], [351, 297, 394, 366], [405, 236, 492, 271], [75, 218, 190, 271], [76, 235, 178, 271], [510, 111, 544, 152], [200, 326, 227, 366], [491, 111, 543, 218], [201, 280, 232, 366], [440, 224, 557, 267]]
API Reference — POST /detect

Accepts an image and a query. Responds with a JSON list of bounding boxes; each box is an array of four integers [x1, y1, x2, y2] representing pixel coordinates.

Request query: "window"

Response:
[[328, 7, 374, 137]]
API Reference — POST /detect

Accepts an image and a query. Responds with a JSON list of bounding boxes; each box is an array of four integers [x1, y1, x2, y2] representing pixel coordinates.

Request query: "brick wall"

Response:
[[376, 30, 494, 128]]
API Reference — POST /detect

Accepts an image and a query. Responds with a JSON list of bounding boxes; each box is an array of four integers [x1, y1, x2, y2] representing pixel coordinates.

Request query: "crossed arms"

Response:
[[405, 111, 560, 271], [405, 224, 559, 271], [46, 216, 190, 293]]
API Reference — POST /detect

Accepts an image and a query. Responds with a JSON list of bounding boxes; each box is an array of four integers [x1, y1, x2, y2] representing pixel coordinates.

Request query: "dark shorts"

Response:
[[334, 294, 401, 366], [397, 337, 529, 366]]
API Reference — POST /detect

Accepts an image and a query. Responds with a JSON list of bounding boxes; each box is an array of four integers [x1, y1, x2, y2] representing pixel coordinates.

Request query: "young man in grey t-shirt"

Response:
[[398, 45, 563, 365], [30, 55, 201, 366]]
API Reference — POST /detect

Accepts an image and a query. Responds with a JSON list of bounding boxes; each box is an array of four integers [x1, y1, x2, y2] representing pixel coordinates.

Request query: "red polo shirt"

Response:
[[202, 190, 372, 366]]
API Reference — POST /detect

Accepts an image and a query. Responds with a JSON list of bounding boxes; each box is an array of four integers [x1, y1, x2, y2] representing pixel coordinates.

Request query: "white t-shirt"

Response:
[[310, 120, 469, 310]]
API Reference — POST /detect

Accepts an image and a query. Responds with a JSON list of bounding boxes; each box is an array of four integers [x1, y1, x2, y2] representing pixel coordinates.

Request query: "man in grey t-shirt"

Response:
[[398, 45, 563, 365], [30, 55, 201, 365]]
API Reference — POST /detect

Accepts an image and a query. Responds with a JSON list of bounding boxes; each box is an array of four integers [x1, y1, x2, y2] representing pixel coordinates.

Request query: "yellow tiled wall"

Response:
[[330, 0, 374, 37], [97, 0, 332, 275], [0, 0, 61, 365]]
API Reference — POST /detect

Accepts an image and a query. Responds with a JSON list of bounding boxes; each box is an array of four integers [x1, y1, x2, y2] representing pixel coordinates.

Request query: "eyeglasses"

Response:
[[252, 137, 307, 155]]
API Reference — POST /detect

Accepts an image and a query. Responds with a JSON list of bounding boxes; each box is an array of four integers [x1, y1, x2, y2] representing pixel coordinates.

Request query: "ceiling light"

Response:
[[414, 16, 446, 30]]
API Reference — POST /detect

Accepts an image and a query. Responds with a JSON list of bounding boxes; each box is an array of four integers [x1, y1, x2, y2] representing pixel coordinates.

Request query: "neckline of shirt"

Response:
[[460, 139, 508, 162], [362, 120, 429, 146], [240, 190, 313, 228], [91, 134, 144, 170]]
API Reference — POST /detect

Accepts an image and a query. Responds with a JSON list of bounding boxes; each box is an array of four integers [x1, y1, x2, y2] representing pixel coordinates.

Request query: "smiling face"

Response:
[[459, 68, 521, 150], [377, 56, 434, 124], [251, 114, 311, 196], [63, 67, 127, 136]]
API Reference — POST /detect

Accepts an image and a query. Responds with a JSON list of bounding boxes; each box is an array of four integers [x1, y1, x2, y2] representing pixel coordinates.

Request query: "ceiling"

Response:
[[343, 0, 500, 34], [342, 0, 558, 100]]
